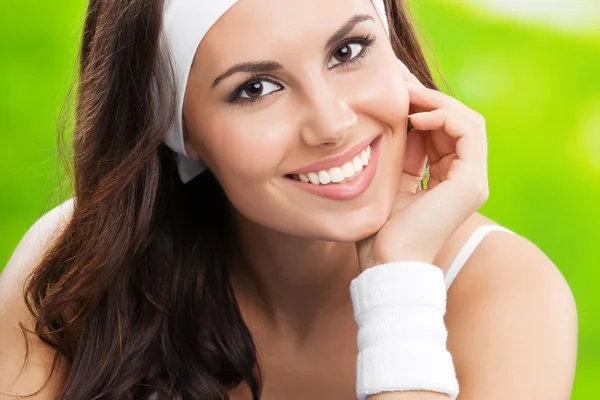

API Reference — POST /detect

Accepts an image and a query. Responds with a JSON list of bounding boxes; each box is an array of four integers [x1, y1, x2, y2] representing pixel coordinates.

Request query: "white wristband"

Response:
[[350, 262, 459, 400]]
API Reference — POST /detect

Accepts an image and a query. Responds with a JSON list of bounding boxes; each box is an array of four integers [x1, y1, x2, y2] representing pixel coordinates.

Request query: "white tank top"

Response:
[[444, 224, 513, 291]]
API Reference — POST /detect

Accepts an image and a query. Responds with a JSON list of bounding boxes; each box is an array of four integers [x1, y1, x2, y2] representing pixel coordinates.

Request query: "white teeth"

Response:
[[352, 156, 363, 172], [298, 173, 309, 183], [294, 144, 372, 186], [318, 170, 331, 184], [361, 150, 369, 166], [307, 172, 320, 185], [342, 162, 355, 178], [329, 167, 344, 183]]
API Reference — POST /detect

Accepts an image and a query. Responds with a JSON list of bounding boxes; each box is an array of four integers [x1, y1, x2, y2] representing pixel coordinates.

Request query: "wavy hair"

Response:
[[18, 0, 439, 398]]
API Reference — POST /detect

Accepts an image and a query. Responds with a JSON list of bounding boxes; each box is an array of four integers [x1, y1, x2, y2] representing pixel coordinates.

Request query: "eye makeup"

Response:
[[226, 33, 377, 107]]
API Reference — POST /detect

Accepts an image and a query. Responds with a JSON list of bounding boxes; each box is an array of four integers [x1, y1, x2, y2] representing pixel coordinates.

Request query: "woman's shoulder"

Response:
[[1, 198, 75, 290], [441, 210, 574, 312], [435, 212, 568, 295], [435, 212, 563, 284], [1, 197, 75, 302], [433, 212, 502, 274], [0, 198, 74, 397], [434, 212, 540, 277], [4, 198, 74, 271], [438, 213, 577, 398]]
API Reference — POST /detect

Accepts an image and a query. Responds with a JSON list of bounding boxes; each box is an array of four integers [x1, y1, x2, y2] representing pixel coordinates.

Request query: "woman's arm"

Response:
[[367, 232, 577, 400], [0, 199, 73, 399]]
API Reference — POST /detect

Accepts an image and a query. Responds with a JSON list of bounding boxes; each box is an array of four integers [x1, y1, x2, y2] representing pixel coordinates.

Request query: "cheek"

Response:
[[196, 113, 293, 181], [344, 55, 410, 132]]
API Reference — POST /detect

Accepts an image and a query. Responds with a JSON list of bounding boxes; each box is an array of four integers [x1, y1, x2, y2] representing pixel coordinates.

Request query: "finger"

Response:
[[408, 109, 483, 169], [406, 82, 484, 124], [405, 82, 460, 111], [424, 132, 441, 164], [428, 128, 456, 160], [399, 172, 424, 194], [402, 129, 428, 178], [397, 179, 483, 256], [427, 154, 457, 189]]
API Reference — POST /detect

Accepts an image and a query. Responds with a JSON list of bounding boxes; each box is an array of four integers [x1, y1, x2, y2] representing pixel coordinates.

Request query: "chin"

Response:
[[312, 208, 390, 243]]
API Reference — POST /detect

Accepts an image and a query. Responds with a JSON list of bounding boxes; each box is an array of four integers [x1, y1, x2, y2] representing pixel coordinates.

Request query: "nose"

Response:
[[299, 81, 358, 148]]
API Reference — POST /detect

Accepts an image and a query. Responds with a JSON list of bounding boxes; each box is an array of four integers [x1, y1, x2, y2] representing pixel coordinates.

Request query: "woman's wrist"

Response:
[[358, 253, 437, 272], [350, 262, 459, 400]]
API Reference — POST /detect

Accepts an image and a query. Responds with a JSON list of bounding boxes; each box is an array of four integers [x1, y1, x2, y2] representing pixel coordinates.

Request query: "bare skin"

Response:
[[0, 200, 73, 399], [0, 204, 576, 399], [0, 0, 577, 398], [226, 217, 577, 400]]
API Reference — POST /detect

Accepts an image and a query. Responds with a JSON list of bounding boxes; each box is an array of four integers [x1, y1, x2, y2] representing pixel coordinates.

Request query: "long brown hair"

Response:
[[19, 0, 439, 398]]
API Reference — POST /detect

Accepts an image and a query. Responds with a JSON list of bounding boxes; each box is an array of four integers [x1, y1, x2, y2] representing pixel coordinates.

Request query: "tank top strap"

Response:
[[445, 224, 514, 291]]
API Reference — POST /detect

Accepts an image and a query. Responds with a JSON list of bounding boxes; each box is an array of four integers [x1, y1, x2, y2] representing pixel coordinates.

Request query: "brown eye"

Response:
[[334, 45, 352, 62], [328, 42, 364, 68], [245, 82, 263, 98], [238, 80, 281, 100]]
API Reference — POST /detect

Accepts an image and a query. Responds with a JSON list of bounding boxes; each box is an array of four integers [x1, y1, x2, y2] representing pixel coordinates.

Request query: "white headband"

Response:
[[163, 0, 390, 183]]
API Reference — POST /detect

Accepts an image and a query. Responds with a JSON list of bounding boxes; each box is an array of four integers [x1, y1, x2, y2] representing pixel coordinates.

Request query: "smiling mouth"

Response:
[[285, 140, 375, 185]]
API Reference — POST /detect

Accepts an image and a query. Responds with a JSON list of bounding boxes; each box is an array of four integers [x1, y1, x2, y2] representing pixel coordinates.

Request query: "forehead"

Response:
[[196, 0, 378, 64]]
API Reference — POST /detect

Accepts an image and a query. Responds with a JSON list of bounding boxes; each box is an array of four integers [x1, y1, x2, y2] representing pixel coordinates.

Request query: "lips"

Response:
[[285, 135, 379, 177], [288, 143, 371, 185], [285, 136, 382, 200]]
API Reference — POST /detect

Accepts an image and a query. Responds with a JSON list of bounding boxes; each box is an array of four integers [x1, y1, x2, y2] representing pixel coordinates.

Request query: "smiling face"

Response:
[[182, 0, 411, 242]]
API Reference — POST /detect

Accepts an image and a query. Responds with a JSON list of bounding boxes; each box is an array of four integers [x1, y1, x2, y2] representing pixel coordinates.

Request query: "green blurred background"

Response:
[[0, 0, 598, 397]]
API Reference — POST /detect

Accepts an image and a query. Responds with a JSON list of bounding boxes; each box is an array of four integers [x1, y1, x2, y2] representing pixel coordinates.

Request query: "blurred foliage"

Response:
[[0, 0, 598, 397]]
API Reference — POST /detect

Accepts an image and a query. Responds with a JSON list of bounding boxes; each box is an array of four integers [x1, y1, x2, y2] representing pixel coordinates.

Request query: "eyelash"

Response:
[[228, 33, 376, 107]]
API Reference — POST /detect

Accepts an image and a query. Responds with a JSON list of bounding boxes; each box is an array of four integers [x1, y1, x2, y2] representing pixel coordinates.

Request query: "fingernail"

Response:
[[408, 112, 428, 118]]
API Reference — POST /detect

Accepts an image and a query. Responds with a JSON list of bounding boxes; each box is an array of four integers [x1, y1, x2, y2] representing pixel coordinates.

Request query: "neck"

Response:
[[229, 211, 359, 341]]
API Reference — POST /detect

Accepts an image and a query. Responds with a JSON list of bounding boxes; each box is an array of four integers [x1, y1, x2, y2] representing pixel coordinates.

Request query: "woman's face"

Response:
[[183, 0, 410, 242]]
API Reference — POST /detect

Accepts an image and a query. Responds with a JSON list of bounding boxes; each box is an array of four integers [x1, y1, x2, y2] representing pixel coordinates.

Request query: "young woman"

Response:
[[0, 0, 577, 399]]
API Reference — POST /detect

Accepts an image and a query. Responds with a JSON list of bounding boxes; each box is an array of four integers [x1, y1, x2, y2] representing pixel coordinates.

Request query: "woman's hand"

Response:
[[356, 61, 489, 271]]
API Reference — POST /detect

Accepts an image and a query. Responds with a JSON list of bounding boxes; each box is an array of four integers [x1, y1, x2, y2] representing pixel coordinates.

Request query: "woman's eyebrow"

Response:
[[211, 61, 283, 89], [324, 14, 374, 50], [210, 13, 375, 89]]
